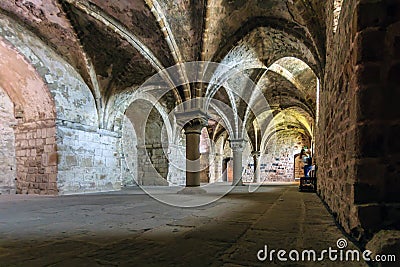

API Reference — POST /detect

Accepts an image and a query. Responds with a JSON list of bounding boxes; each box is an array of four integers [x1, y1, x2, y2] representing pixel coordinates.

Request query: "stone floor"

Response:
[[0, 184, 367, 266]]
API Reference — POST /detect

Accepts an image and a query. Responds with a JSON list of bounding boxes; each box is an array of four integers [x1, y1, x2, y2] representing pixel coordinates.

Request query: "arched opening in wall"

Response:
[[259, 107, 313, 182], [333, 0, 344, 33], [263, 130, 311, 182], [0, 86, 16, 194], [0, 38, 57, 194], [208, 132, 226, 183], [123, 99, 169, 186], [261, 56, 318, 183]]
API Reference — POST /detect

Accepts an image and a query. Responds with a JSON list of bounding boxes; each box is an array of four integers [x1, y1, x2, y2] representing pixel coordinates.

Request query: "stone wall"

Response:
[[57, 125, 121, 194], [0, 87, 16, 194], [167, 143, 186, 186], [317, 0, 400, 242], [146, 144, 169, 181], [15, 120, 57, 194]]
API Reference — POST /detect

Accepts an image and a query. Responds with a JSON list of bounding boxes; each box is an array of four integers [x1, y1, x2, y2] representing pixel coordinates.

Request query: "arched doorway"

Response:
[[0, 38, 57, 194]]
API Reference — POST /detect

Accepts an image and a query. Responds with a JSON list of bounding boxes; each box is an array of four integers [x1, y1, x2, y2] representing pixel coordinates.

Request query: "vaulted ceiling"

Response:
[[0, 0, 327, 147]]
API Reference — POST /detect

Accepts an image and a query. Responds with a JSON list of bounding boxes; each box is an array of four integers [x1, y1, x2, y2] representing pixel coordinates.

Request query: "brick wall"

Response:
[[317, 0, 400, 241], [15, 120, 57, 194]]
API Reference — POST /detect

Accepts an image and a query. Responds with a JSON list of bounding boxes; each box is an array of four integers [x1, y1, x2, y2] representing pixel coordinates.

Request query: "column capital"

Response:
[[183, 118, 208, 134], [229, 139, 247, 152], [175, 109, 209, 135]]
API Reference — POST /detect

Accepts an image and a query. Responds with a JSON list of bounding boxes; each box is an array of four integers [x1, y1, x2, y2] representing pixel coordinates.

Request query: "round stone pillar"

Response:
[[230, 139, 247, 186], [175, 109, 209, 194], [252, 151, 261, 183], [184, 121, 203, 187]]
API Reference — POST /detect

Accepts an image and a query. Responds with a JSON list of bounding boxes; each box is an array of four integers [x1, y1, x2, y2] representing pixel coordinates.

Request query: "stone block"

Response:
[[65, 155, 78, 167], [357, 2, 386, 31], [46, 137, 55, 144], [355, 29, 386, 63], [80, 157, 93, 168], [46, 127, 56, 138], [48, 152, 57, 166], [44, 144, 55, 153], [356, 124, 385, 158]]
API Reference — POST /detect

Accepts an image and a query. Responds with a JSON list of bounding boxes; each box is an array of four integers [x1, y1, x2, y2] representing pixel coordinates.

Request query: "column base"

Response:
[[177, 186, 207, 195]]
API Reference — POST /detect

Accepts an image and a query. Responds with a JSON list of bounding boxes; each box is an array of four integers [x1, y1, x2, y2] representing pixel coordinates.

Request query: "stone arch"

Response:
[[0, 14, 123, 195], [123, 99, 169, 186], [0, 38, 57, 194]]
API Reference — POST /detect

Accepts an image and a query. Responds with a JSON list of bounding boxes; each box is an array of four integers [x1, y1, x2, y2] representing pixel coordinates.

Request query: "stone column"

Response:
[[184, 120, 203, 187], [177, 117, 207, 194], [222, 158, 229, 182], [230, 139, 246, 186], [252, 151, 261, 183]]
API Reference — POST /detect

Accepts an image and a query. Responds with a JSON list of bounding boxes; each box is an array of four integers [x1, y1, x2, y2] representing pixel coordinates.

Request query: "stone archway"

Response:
[[0, 38, 57, 194], [123, 99, 169, 186]]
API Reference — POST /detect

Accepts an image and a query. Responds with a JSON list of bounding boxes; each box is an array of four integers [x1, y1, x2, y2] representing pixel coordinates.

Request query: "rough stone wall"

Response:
[[0, 88, 16, 194], [15, 120, 57, 194], [317, 0, 400, 241], [167, 143, 186, 186], [136, 145, 168, 186], [57, 126, 121, 194], [144, 109, 169, 181], [317, 0, 361, 237]]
